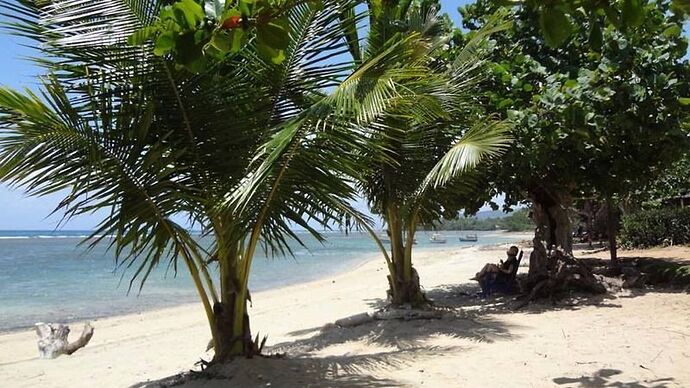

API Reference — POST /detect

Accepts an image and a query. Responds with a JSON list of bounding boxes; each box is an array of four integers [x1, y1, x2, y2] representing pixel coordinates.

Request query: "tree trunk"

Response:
[[584, 200, 594, 249], [528, 189, 573, 279], [387, 265, 426, 306], [528, 189, 573, 282], [521, 190, 608, 301], [606, 197, 619, 269], [385, 205, 426, 306], [528, 225, 549, 279], [212, 260, 256, 362], [211, 299, 253, 362]]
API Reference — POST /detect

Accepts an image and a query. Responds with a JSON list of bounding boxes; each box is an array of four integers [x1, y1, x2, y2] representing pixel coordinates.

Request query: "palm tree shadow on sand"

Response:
[[133, 305, 519, 387], [277, 311, 519, 352], [552, 368, 675, 388], [133, 279, 644, 388], [131, 355, 403, 387]]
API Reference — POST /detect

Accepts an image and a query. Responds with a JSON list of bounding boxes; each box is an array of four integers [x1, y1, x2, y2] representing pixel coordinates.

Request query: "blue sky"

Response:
[[0, 0, 685, 229]]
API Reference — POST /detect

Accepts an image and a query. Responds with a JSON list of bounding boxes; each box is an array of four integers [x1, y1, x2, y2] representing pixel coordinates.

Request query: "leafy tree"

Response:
[[0, 0, 510, 363], [460, 0, 690, 274], [498, 208, 534, 231]]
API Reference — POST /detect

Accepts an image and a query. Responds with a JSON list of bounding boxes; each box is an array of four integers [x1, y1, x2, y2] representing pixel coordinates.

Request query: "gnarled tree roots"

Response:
[[517, 249, 606, 309]]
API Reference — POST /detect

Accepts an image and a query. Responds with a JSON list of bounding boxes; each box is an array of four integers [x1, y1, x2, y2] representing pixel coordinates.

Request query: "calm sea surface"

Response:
[[0, 230, 520, 331]]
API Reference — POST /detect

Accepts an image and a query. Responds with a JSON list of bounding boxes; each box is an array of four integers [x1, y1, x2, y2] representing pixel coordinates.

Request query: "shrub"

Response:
[[620, 207, 690, 248]]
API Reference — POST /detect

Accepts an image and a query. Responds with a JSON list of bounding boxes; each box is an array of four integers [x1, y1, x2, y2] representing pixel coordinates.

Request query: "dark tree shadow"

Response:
[[363, 297, 388, 310], [286, 325, 323, 337], [423, 253, 690, 314], [577, 256, 690, 293], [131, 355, 405, 387], [132, 308, 518, 388], [552, 368, 675, 388], [578, 255, 690, 266], [421, 281, 621, 316], [271, 312, 518, 354]]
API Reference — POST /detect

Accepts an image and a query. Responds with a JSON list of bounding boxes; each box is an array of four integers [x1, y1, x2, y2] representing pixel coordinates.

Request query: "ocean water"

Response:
[[0, 230, 520, 331]]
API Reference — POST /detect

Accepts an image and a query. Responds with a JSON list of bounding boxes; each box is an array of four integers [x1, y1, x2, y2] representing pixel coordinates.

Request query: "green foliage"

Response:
[[436, 208, 533, 231], [538, 6, 572, 47], [630, 153, 690, 208], [498, 0, 690, 48], [499, 208, 534, 232], [129, 0, 325, 71], [352, 5, 512, 227], [620, 207, 690, 248], [458, 0, 690, 213], [676, 0, 690, 12]]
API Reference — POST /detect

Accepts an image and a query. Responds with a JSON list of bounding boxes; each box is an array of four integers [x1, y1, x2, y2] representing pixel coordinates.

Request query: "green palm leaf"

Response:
[[421, 120, 512, 190]]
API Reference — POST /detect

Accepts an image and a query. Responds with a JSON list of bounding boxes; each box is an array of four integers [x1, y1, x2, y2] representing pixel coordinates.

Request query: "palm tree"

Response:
[[328, 1, 512, 305], [0, 0, 371, 361]]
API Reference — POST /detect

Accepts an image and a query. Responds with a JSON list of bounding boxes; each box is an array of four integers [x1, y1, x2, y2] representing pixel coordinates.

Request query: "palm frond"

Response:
[[1, 77, 213, 287], [421, 120, 513, 190]]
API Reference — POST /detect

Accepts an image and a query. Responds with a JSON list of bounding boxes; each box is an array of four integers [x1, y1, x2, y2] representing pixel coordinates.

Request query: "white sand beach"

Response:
[[1, 242, 689, 387]]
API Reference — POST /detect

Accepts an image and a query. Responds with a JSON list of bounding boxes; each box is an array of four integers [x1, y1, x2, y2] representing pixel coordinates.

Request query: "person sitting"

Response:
[[471, 246, 520, 295]]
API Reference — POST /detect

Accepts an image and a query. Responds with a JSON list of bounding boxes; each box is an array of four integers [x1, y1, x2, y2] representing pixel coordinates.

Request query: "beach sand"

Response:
[[1, 241, 689, 387]]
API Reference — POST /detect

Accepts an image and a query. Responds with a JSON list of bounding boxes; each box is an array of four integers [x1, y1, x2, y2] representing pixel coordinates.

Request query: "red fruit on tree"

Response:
[[222, 16, 242, 30]]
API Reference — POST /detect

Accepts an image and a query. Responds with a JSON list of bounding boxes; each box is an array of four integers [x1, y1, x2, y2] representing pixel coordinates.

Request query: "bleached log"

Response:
[[35, 322, 94, 359]]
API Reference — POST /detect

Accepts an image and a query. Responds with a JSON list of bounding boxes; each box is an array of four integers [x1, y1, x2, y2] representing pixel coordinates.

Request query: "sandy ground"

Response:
[[0, 240, 689, 388]]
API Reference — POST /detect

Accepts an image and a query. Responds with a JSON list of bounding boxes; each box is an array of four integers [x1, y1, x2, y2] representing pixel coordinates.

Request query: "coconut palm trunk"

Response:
[[384, 203, 426, 305], [213, 251, 252, 359]]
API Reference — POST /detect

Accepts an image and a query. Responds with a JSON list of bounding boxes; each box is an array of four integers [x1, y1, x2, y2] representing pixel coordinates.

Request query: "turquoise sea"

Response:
[[0, 230, 521, 332]]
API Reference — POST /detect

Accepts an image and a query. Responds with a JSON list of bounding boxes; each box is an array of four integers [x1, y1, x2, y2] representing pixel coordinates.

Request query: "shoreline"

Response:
[[0, 251, 382, 336], [0, 231, 529, 335], [1, 243, 688, 387], [0, 251, 379, 336]]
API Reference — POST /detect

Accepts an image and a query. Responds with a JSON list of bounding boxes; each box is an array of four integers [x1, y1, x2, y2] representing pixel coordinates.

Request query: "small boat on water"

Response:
[[459, 233, 478, 242], [429, 233, 447, 244]]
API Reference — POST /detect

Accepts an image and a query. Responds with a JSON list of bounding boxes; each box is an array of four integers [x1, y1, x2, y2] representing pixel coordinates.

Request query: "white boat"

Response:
[[429, 233, 447, 244], [459, 233, 478, 242]]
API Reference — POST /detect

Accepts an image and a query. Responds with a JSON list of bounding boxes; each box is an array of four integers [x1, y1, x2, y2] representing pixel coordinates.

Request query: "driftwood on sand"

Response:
[[35, 322, 94, 359]]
